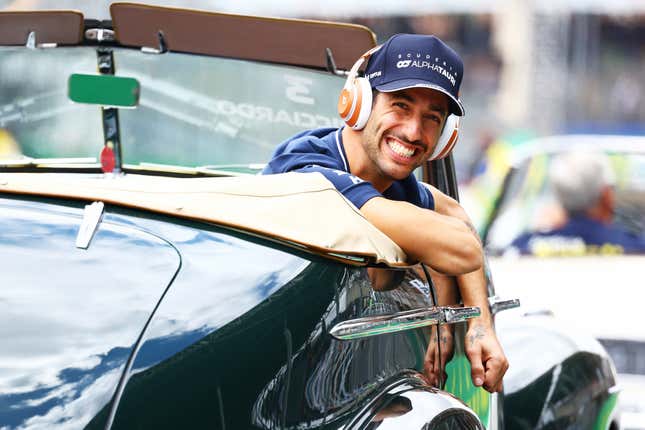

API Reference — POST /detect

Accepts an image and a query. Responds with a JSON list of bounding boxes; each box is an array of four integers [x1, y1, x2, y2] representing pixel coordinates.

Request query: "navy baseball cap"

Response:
[[365, 34, 465, 116]]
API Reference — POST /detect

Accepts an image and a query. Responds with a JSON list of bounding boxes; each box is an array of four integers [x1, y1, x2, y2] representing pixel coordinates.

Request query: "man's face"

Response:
[[361, 88, 449, 182]]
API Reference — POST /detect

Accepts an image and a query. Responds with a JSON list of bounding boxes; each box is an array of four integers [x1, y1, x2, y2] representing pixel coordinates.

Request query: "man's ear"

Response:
[[598, 185, 615, 221]]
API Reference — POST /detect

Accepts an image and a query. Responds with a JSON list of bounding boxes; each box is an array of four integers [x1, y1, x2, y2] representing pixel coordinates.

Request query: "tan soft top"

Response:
[[0, 172, 409, 267]]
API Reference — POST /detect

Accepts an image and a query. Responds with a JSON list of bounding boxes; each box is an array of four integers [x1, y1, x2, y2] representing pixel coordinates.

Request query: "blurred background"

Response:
[[3, 0, 645, 185]]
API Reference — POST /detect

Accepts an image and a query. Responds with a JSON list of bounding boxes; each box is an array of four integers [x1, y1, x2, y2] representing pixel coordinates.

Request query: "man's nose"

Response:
[[402, 117, 424, 144]]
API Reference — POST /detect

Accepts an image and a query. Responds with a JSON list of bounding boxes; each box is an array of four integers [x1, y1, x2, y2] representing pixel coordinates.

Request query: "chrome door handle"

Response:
[[329, 305, 481, 341], [488, 296, 520, 315], [443, 306, 481, 323]]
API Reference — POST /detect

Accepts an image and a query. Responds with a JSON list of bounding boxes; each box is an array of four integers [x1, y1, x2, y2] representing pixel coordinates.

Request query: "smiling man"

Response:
[[263, 34, 508, 393]]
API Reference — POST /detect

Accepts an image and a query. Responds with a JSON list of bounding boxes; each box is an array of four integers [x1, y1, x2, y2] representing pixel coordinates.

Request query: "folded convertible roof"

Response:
[[0, 172, 409, 267]]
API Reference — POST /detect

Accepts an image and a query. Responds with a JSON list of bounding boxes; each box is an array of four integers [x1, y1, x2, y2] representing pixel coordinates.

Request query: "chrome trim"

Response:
[[488, 295, 520, 315], [330, 305, 481, 340], [141, 31, 168, 55], [443, 306, 481, 323], [25, 31, 36, 49], [75, 201, 104, 249], [339, 372, 485, 429], [325, 47, 350, 77], [85, 28, 116, 42], [489, 392, 499, 430], [24, 31, 57, 49]]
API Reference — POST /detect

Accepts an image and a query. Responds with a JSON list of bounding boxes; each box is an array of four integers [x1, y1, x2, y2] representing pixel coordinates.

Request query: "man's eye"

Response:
[[424, 114, 441, 123], [393, 102, 408, 109]]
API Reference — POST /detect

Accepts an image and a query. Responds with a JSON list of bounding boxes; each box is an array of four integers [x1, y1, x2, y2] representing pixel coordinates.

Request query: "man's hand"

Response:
[[465, 322, 508, 393], [423, 324, 454, 387]]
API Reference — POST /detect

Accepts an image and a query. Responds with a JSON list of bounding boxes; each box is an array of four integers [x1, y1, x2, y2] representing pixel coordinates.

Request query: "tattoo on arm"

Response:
[[468, 325, 486, 347]]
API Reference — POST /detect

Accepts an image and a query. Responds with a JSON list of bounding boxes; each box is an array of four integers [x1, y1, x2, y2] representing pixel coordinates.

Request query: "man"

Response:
[[263, 34, 507, 392], [510, 151, 645, 256]]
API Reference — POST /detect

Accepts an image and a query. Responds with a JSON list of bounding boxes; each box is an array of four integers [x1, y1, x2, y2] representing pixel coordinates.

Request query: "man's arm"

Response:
[[360, 197, 482, 276], [457, 268, 508, 392], [421, 266, 458, 388], [426, 184, 508, 393]]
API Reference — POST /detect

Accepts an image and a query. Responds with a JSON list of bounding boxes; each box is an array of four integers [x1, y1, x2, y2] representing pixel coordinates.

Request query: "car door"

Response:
[[0, 196, 181, 429]]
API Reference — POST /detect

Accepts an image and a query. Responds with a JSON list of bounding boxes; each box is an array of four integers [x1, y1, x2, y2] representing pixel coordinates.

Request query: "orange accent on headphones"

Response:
[[436, 129, 458, 159], [430, 116, 460, 160], [345, 83, 364, 127], [337, 46, 381, 130], [337, 88, 352, 119]]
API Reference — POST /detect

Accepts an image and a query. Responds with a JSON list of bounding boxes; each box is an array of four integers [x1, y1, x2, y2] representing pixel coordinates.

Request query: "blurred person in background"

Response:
[[509, 151, 645, 256]]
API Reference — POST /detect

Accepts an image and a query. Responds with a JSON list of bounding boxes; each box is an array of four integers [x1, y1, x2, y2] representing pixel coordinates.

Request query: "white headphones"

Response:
[[337, 46, 460, 161]]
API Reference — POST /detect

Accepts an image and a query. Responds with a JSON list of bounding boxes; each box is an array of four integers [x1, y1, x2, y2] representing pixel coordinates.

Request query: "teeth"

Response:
[[388, 140, 415, 158]]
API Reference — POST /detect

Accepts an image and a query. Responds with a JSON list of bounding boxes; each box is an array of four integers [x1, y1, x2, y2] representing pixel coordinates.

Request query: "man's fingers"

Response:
[[423, 361, 438, 387], [485, 376, 504, 393], [467, 348, 485, 388], [423, 339, 438, 387], [465, 324, 508, 393], [490, 380, 504, 393], [434, 348, 442, 373], [484, 359, 502, 388], [483, 357, 509, 393]]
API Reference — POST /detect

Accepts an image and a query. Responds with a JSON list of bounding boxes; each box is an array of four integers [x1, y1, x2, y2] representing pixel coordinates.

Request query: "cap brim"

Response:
[[375, 80, 465, 117]]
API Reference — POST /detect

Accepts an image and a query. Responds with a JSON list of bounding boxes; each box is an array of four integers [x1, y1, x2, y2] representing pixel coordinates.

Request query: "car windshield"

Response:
[[0, 46, 344, 172], [486, 150, 645, 254]]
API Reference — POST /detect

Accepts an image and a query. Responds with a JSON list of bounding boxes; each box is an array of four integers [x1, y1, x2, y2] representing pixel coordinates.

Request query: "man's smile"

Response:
[[385, 136, 424, 161]]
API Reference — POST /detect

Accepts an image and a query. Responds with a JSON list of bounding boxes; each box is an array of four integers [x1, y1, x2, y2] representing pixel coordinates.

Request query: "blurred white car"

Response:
[[478, 135, 645, 429]]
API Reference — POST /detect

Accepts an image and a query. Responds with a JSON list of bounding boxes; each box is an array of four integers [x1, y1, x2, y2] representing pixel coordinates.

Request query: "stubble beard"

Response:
[[365, 127, 422, 183], [362, 121, 390, 181]]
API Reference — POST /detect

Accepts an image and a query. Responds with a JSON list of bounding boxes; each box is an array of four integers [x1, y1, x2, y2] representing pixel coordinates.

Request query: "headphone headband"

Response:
[[342, 45, 382, 90]]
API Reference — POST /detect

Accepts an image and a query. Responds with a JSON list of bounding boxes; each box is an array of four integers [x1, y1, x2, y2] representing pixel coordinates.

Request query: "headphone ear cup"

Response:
[[350, 77, 372, 130], [430, 115, 460, 160], [338, 86, 355, 123], [338, 77, 373, 130]]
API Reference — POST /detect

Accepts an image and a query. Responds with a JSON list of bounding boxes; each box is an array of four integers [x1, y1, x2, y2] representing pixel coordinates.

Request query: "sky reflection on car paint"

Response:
[[0, 198, 309, 429], [0, 199, 180, 428], [125, 217, 311, 375]]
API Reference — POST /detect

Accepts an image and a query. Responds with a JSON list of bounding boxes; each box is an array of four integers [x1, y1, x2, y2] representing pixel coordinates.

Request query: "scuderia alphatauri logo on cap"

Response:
[[396, 53, 457, 87]]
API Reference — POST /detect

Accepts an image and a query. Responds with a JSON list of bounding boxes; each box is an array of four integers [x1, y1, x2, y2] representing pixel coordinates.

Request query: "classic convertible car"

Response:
[[0, 4, 620, 429]]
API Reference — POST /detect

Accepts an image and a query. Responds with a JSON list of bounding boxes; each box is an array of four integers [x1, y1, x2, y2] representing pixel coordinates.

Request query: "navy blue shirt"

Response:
[[263, 127, 434, 210], [509, 216, 645, 256]]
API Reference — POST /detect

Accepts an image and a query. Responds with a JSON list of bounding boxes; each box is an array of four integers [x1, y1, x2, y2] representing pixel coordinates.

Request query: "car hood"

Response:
[[489, 254, 645, 342]]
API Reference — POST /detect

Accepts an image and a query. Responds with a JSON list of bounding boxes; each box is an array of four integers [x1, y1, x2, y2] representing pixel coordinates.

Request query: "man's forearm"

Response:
[[360, 197, 482, 275], [426, 185, 492, 321], [457, 267, 493, 327], [455, 219, 493, 327]]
